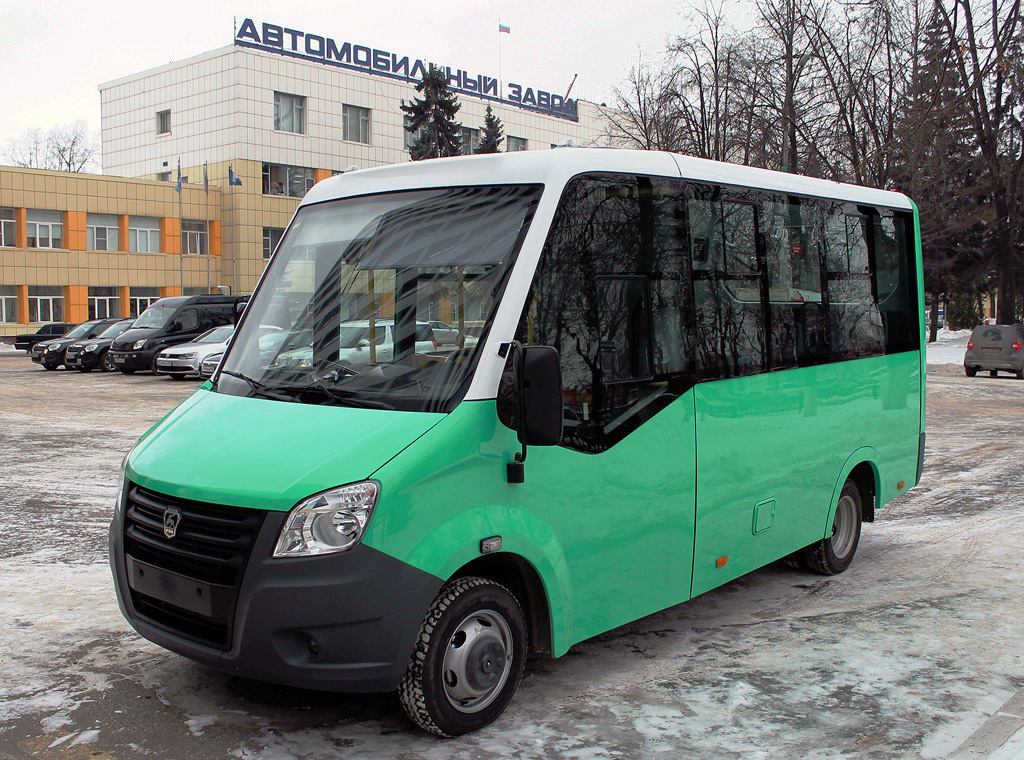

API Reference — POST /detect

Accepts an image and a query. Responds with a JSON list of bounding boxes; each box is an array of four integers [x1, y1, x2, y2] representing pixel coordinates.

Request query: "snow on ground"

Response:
[[926, 328, 971, 367]]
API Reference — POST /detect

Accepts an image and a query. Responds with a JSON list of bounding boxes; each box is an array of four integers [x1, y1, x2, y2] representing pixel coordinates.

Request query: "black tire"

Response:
[[151, 355, 161, 374], [42, 363, 56, 371], [965, 366, 978, 377], [802, 480, 862, 575], [1016, 370, 1024, 380], [399, 577, 526, 737], [119, 368, 136, 375], [100, 351, 116, 373], [168, 373, 188, 380], [990, 370, 998, 377], [77, 366, 92, 373]]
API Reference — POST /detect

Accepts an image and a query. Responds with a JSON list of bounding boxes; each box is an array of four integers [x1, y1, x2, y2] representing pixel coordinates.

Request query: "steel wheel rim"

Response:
[[442, 609, 513, 713], [101, 353, 115, 372], [831, 494, 858, 559]]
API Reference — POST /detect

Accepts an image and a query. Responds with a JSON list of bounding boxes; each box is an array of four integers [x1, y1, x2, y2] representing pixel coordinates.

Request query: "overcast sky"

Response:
[[0, 0, 714, 155]]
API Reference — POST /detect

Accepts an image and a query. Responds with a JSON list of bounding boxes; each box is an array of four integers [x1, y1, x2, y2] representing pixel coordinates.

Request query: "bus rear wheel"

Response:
[[399, 576, 526, 737], [802, 479, 862, 575]]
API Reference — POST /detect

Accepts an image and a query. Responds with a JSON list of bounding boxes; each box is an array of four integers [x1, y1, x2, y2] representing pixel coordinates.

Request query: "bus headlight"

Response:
[[273, 482, 379, 558]]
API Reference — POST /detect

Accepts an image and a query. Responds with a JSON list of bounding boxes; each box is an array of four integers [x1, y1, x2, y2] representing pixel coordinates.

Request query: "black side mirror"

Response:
[[167, 321, 180, 334], [507, 343, 563, 483]]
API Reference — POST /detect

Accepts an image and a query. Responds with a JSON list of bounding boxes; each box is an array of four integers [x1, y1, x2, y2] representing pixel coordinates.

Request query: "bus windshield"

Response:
[[217, 185, 541, 412]]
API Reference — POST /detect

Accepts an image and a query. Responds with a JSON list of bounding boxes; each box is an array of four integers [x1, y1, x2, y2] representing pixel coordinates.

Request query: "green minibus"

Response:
[[109, 148, 925, 736]]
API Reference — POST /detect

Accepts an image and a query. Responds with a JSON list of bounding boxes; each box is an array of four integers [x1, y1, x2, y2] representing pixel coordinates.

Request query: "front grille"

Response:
[[111, 338, 132, 351], [123, 483, 265, 649]]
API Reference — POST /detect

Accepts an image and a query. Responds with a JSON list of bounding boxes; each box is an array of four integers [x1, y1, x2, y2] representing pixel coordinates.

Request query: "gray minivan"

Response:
[[964, 324, 1024, 378]]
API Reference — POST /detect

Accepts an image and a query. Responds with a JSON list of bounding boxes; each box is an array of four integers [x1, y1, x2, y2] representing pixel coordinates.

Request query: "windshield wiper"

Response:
[[277, 381, 396, 410], [220, 370, 297, 403]]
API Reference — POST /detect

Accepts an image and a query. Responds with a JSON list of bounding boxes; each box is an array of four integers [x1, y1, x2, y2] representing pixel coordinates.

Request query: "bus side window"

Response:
[[691, 198, 765, 378], [872, 213, 918, 353], [824, 211, 883, 360], [764, 198, 826, 369], [512, 174, 692, 453]]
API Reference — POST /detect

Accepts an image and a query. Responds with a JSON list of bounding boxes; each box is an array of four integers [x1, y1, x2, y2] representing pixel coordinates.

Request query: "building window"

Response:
[[274, 92, 305, 133], [156, 110, 171, 135], [262, 163, 314, 198], [26, 211, 63, 249], [263, 227, 285, 259], [460, 127, 480, 155], [342, 104, 371, 143], [157, 172, 171, 182], [87, 214, 120, 251], [88, 287, 119, 320], [182, 221, 208, 255], [129, 217, 161, 253], [507, 136, 527, 152], [129, 287, 160, 317], [0, 209, 14, 247], [404, 116, 426, 150], [28, 287, 64, 322], [0, 285, 17, 323]]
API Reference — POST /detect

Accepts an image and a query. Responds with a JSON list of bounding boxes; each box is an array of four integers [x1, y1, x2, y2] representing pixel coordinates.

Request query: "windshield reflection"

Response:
[[218, 185, 541, 412]]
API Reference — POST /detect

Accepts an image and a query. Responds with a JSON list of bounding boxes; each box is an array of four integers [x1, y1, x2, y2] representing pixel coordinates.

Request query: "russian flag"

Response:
[[499, 23, 510, 34]]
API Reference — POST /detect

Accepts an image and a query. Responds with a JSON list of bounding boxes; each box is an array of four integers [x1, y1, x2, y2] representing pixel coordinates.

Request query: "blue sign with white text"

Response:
[[233, 18, 579, 122]]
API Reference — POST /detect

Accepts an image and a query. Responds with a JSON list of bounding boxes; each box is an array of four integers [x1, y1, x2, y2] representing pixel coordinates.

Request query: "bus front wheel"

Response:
[[802, 480, 862, 575], [399, 576, 526, 737]]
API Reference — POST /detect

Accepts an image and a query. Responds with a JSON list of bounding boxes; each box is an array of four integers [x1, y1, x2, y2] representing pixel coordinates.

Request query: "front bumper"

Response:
[[109, 485, 442, 693], [66, 349, 100, 370], [156, 356, 199, 375], [108, 349, 156, 371]]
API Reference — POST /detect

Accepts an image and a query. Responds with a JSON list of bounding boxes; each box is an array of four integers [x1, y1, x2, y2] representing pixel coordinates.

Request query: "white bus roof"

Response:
[[301, 148, 914, 211]]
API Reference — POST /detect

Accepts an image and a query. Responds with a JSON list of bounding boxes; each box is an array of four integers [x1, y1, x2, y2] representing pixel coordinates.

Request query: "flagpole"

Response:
[[204, 162, 210, 293], [177, 158, 183, 294], [498, 20, 503, 101]]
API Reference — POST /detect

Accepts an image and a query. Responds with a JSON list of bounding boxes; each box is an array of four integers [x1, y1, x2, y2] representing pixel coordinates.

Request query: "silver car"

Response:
[[964, 324, 1024, 378], [155, 326, 234, 379]]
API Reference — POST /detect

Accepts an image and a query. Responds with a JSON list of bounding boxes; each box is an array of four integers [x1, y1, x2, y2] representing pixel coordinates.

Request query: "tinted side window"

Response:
[[177, 308, 199, 332], [873, 212, 919, 353], [824, 210, 883, 360], [763, 198, 827, 369], [513, 174, 692, 453], [691, 195, 765, 378]]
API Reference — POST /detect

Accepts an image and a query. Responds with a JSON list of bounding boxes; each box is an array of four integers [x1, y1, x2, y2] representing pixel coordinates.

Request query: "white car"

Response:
[[271, 321, 440, 369], [155, 326, 234, 379]]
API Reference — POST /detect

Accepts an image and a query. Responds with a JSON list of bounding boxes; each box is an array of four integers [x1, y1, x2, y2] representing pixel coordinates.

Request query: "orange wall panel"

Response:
[[161, 218, 180, 255], [314, 168, 332, 184], [119, 286, 131, 317], [210, 220, 222, 256], [15, 209, 27, 248], [64, 211, 87, 251], [160, 286, 182, 298], [16, 285, 28, 324], [64, 285, 89, 322], [119, 215, 129, 252]]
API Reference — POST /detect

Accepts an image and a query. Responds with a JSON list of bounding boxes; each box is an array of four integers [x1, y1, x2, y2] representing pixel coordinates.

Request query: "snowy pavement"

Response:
[[1, 349, 1023, 759]]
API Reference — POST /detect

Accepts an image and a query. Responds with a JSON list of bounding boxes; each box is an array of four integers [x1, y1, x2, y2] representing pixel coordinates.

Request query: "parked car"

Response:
[[155, 325, 235, 379], [30, 318, 124, 370], [199, 350, 224, 380], [64, 319, 136, 372], [964, 324, 1024, 378], [13, 323, 75, 352], [109, 294, 247, 374], [271, 321, 439, 369]]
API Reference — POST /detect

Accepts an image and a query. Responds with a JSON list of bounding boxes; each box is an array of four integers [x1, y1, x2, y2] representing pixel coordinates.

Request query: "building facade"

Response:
[[0, 20, 609, 335]]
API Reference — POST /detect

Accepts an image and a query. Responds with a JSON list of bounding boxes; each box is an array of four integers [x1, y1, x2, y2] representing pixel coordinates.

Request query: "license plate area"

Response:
[[126, 556, 231, 618]]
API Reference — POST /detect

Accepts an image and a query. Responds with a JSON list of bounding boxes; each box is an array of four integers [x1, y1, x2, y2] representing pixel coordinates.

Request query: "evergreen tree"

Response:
[[401, 66, 462, 160], [475, 105, 504, 153], [892, 2, 986, 338]]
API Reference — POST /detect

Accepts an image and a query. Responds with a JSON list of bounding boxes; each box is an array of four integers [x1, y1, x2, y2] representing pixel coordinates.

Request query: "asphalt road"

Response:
[[0, 352, 1022, 759]]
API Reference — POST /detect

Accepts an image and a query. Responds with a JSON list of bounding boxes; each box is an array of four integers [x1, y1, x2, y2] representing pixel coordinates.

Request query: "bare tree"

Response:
[[4, 120, 100, 173], [603, 52, 689, 151], [934, 0, 1024, 324]]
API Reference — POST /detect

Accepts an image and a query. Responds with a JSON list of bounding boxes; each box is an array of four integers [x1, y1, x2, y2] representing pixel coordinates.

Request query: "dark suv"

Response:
[[964, 324, 1024, 378], [30, 319, 125, 370], [14, 323, 75, 352], [108, 295, 247, 374]]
